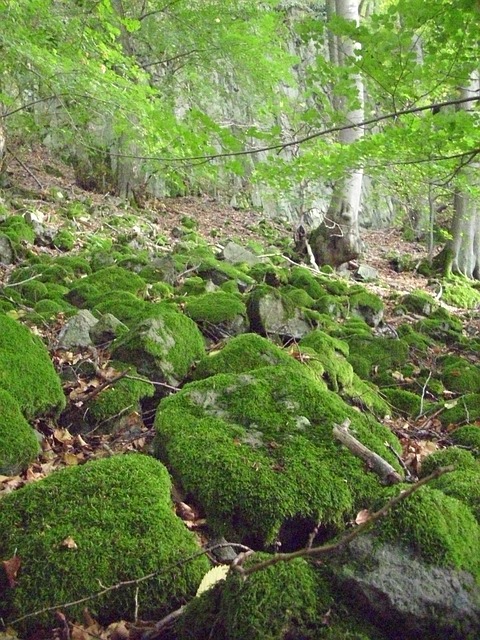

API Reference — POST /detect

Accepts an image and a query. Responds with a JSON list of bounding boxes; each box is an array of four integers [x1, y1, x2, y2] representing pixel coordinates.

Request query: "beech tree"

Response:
[[308, 0, 365, 266]]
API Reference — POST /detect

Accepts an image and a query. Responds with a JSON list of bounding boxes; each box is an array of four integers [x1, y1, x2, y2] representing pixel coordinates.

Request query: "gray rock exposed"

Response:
[[355, 264, 379, 282], [57, 309, 98, 349], [0, 233, 14, 264], [332, 534, 480, 639], [89, 313, 128, 345], [247, 288, 312, 339], [222, 241, 262, 266]]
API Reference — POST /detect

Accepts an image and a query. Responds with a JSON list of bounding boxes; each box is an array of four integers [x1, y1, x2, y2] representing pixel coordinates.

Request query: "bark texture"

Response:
[[310, 0, 364, 267]]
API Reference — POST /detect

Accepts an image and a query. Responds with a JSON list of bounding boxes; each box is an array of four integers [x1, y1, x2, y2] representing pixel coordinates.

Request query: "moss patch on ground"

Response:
[[0, 313, 65, 418], [0, 389, 40, 475], [154, 366, 401, 546], [0, 454, 209, 634]]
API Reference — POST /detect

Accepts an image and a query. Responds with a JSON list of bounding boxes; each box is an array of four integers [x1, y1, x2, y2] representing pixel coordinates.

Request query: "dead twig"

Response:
[[233, 465, 454, 578]]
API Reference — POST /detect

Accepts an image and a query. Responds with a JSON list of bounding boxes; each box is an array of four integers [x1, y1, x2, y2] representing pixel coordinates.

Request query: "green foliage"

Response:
[[0, 389, 40, 475], [0, 454, 209, 633], [184, 291, 246, 324]]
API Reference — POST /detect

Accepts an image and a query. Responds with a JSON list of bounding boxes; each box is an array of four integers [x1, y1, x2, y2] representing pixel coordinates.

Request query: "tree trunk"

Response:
[[448, 71, 480, 279], [310, 0, 364, 267]]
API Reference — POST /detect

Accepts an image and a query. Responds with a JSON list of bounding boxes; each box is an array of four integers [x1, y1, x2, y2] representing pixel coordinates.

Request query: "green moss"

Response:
[[450, 425, 480, 456], [348, 290, 384, 326], [440, 393, 480, 428], [184, 292, 246, 324], [440, 356, 480, 394], [17, 280, 49, 304], [0, 314, 65, 419], [420, 447, 478, 477], [148, 281, 174, 300], [415, 308, 464, 344], [299, 330, 353, 393], [382, 388, 427, 418], [112, 304, 205, 385], [87, 363, 155, 431], [154, 366, 401, 545], [183, 246, 255, 286], [0, 389, 40, 475], [345, 335, 409, 384], [53, 229, 75, 251], [431, 469, 480, 522], [399, 291, 437, 316], [80, 266, 146, 297], [0, 215, 35, 244], [0, 454, 209, 633], [43, 282, 70, 299], [281, 285, 316, 308], [91, 291, 146, 326], [34, 299, 74, 318], [177, 556, 330, 640], [334, 318, 372, 339], [396, 324, 433, 352], [289, 266, 326, 298], [193, 333, 298, 380], [249, 263, 289, 286], [378, 485, 480, 578], [313, 294, 347, 318], [178, 276, 207, 295], [442, 276, 480, 309]]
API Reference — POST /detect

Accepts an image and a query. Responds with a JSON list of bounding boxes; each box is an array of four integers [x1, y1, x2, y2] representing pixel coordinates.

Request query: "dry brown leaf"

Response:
[[63, 452, 81, 466], [2, 556, 21, 587], [355, 509, 371, 525], [61, 536, 78, 550], [54, 428, 74, 444]]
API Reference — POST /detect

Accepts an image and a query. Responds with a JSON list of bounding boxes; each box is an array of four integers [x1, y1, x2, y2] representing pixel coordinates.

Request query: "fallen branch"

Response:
[[7, 543, 251, 627], [234, 465, 454, 578], [333, 419, 403, 484]]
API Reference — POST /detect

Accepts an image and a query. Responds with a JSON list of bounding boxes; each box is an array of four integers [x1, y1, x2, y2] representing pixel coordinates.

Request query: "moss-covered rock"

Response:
[[440, 355, 480, 394], [415, 310, 464, 345], [0, 454, 209, 634], [154, 366, 401, 546], [440, 394, 480, 428], [348, 290, 384, 327], [184, 291, 248, 337], [0, 215, 35, 245], [396, 324, 433, 352], [431, 469, 480, 522], [112, 304, 205, 386], [66, 266, 146, 308], [0, 389, 40, 475], [193, 333, 299, 380], [345, 335, 409, 385], [34, 298, 75, 319], [280, 285, 316, 308], [378, 485, 480, 579], [92, 291, 148, 326], [247, 285, 313, 339], [382, 388, 428, 418], [177, 557, 331, 640], [0, 314, 65, 418], [86, 362, 155, 433], [450, 425, 480, 456], [442, 276, 480, 309], [289, 266, 326, 299], [398, 291, 437, 316], [420, 446, 479, 477]]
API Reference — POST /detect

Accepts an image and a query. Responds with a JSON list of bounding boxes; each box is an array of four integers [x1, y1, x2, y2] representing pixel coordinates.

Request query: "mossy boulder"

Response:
[[154, 366, 401, 546], [193, 333, 300, 380], [348, 290, 384, 327], [442, 276, 480, 309], [345, 335, 409, 385], [430, 469, 480, 523], [0, 215, 35, 245], [382, 388, 427, 418], [184, 291, 248, 338], [450, 425, 480, 456], [440, 356, 480, 394], [0, 314, 65, 418], [177, 557, 331, 640], [92, 291, 148, 327], [440, 394, 480, 428], [66, 266, 146, 308], [112, 304, 205, 386], [0, 389, 40, 475], [378, 485, 480, 579], [420, 447, 479, 477], [0, 454, 209, 634], [398, 291, 437, 316], [289, 266, 326, 298], [81, 362, 155, 434], [415, 310, 464, 345], [247, 285, 313, 339], [396, 324, 433, 352]]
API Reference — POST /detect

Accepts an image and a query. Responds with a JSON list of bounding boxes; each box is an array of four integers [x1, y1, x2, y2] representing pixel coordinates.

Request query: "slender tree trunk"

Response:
[[448, 71, 480, 279], [310, 0, 364, 267]]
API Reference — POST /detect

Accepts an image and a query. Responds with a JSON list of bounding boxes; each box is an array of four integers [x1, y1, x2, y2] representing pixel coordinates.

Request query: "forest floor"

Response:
[[1, 145, 480, 638]]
